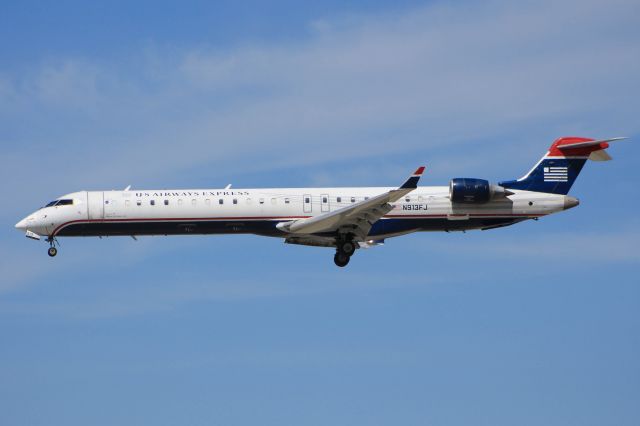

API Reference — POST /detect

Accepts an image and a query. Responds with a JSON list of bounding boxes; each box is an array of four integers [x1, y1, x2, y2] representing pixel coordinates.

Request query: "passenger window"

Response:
[[305, 197, 310, 204], [219, 199, 224, 205], [150, 200, 155, 206], [337, 197, 342, 203], [322, 196, 328, 203], [136, 200, 141, 206], [233, 199, 238, 205], [365, 197, 369, 200], [405, 197, 410, 202], [351, 197, 356, 203], [285, 198, 290, 204], [164, 200, 169, 206], [259, 198, 265, 204]]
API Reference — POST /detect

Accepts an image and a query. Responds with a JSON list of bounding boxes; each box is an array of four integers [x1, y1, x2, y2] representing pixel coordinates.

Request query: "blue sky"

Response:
[[1, 0, 639, 425]]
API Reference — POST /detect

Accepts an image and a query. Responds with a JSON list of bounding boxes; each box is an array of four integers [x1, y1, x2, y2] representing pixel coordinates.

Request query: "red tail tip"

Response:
[[548, 137, 607, 157], [414, 166, 426, 175]]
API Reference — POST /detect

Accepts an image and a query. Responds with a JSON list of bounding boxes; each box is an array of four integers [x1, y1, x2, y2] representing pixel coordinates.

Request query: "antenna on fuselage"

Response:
[[224, 184, 232, 190], [124, 185, 131, 191]]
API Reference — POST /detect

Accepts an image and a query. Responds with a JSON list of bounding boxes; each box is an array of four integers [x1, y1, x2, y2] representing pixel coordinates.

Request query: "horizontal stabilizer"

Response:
[[589, 150, 612, 161], [557, 137, 627, 150]]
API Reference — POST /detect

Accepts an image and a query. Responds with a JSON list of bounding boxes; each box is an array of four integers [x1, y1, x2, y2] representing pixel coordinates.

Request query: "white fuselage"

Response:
[[16, 186, 573, 241]]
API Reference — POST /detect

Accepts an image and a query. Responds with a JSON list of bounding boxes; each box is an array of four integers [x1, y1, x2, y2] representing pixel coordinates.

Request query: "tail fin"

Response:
[[500, 137, 626, 194]]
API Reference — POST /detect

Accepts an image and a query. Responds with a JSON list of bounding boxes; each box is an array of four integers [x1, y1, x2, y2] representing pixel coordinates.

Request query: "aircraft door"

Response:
[[303, 194, 312, 213], [87, 191, 104, 220], [321, 194, 330, 212]]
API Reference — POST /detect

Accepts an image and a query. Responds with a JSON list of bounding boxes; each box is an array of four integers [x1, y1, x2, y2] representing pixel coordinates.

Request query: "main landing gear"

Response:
[[333, 236, 357, 267], [334, 251, 350, 267], [46, 237, 58, 257]]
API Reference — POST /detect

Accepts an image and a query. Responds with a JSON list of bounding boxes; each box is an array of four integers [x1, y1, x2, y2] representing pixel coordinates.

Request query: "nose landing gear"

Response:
[[46, 236, 58, 257]]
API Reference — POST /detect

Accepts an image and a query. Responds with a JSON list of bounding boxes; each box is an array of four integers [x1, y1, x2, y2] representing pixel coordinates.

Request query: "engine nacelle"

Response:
[[449, 178, 509, 204]]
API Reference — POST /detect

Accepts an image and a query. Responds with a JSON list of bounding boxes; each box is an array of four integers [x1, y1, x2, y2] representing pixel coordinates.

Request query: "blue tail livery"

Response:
[[500, 136, 626, 194]]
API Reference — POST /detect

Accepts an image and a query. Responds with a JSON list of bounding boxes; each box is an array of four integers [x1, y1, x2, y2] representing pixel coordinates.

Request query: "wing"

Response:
[[276, 166, 425, 240]]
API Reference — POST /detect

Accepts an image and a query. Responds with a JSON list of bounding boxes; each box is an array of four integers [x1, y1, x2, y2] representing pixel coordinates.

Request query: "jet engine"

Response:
[[449, 178, 511, 204]]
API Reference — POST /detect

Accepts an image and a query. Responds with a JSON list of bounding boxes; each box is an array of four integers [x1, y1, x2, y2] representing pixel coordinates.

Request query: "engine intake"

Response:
[[449, 178, 510, 204]]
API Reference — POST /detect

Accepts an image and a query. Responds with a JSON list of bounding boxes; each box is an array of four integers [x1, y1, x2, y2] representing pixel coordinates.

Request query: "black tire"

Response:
[[334, 252, 350, 267], [338, 240, 356, 256], [48, 247, 58, 257]]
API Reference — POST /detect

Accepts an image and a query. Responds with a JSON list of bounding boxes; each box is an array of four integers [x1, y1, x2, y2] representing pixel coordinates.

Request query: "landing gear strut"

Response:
[[333, 234, 356, 267], [46, 237, 58, 257]]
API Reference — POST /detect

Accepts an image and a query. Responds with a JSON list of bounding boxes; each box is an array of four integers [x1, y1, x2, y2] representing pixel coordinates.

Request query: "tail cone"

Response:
[[563, 196, 580, 210]]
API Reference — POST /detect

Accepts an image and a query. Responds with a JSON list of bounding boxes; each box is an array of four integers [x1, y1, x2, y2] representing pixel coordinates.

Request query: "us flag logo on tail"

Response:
[[543, 166, 568, 182]]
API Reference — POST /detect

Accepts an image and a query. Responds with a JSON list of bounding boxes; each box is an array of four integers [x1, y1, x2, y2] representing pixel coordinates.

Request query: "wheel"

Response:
[[334, 252, 350, 267], [47, 247, 58, 257], [338, 240, 356, 256]]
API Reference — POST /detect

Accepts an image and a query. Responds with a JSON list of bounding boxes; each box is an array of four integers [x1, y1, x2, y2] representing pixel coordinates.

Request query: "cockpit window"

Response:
[[44, 199, 74, 207]]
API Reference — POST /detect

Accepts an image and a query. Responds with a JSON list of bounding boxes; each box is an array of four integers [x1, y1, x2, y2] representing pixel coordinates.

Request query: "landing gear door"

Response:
[[87, 191, 104, 220]]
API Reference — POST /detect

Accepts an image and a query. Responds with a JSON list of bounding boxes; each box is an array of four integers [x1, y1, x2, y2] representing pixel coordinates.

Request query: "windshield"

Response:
[[44, 199, 74, 207]]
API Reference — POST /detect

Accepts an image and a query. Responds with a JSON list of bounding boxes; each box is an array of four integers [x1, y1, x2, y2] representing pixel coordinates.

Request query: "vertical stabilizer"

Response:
[[499, 137, 623, 194]]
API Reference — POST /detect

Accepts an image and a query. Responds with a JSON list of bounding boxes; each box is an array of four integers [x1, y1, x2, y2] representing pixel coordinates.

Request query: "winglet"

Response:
[[400, 166, 426, 189]]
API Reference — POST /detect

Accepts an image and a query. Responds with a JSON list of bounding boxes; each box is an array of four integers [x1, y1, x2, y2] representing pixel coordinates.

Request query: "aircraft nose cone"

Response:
[[15, 218, 27, 230], [564, 196, 580, 210]]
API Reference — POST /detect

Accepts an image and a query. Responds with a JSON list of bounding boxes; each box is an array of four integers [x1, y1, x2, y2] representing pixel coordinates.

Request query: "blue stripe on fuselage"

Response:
[[56, 216, 525, 238]]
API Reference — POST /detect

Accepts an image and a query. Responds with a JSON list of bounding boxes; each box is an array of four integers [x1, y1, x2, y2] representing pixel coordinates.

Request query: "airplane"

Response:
[[15, 136, 626, 267]]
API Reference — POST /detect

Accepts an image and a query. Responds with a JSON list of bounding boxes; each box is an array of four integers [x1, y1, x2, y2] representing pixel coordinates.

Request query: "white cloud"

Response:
[[33, 61, 104, 107], [0, 255, 444, 318], [2, 0, 638, 191], [421, 228, 640, 263]]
